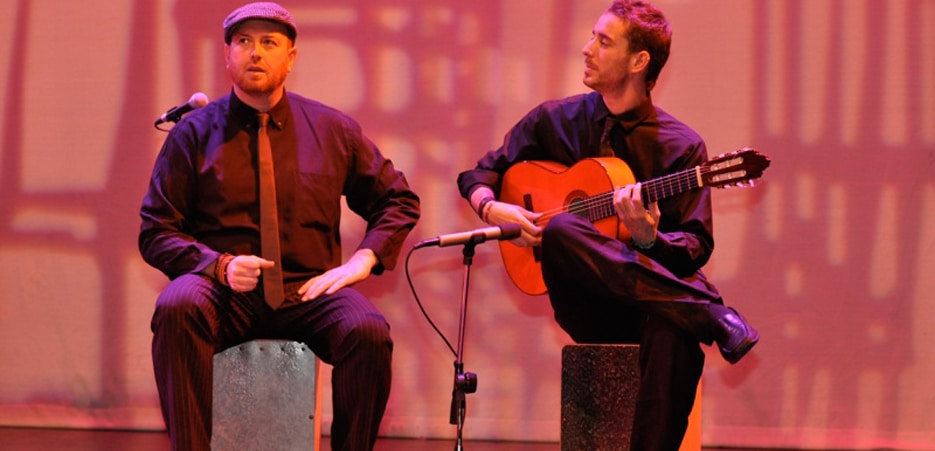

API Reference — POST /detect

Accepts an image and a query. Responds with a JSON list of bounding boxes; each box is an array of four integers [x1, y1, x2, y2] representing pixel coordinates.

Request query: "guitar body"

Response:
[[498, 157, 635, 296]]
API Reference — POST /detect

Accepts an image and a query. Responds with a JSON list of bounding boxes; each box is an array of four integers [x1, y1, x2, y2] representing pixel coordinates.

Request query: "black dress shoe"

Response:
[[716, 307, 760, 364]]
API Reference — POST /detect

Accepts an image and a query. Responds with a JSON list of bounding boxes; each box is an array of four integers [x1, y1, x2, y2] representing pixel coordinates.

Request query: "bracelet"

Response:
[[215, 253, 234, 286], [476, 197, 495, 221]]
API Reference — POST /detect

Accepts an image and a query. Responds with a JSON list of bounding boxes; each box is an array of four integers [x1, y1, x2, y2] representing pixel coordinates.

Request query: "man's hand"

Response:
[[614, 182, 660, 247], [484, 201, 543, 247], [470, 186, 542, 247], [298, 249, 377, 301], [226, 255, 276, 292]]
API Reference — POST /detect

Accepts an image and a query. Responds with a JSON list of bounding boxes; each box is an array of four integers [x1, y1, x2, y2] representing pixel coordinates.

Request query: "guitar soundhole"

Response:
[[565, 190, 591, 221]]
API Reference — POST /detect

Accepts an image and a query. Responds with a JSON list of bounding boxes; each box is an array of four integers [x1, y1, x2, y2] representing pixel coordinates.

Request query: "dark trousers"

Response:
[[541, 213, 715, 451], [151, 274, 392, 451]]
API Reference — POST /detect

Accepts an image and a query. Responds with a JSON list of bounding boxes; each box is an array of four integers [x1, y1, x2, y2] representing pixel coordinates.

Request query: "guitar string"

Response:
[[519, 150, 762, 225], [531, 166, 708, 225]]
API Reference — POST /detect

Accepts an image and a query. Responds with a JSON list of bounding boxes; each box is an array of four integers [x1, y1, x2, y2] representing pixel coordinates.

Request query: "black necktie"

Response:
[[599, 117, 630, 161], [257, 113, 284, 309], [598, 115, 623, 157]]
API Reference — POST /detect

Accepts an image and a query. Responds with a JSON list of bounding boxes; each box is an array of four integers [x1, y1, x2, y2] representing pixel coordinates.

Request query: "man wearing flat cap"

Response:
[[139, 2, 421, 450]]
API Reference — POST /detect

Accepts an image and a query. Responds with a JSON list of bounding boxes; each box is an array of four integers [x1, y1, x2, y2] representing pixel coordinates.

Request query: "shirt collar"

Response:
[[229, 90, 291, 130], [593, 94, 655, 133]]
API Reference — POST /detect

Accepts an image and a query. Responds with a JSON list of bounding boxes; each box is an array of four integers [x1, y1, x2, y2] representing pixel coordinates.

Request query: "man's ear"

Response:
[[287, 46, 297, 73], [631, 50, 650, 73]]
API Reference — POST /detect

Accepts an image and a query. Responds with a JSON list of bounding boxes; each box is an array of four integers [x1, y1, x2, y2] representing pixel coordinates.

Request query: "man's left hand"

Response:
[[614, 182, 660, 246], [298, 249, 377, 301]]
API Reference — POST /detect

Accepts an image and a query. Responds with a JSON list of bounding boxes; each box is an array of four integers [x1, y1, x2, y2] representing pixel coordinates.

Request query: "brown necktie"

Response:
[[257, 112, 284, 309]]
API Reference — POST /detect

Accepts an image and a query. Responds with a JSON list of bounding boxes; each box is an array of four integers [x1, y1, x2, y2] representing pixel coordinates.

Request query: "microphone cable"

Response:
[[404, 245, 457, 357]]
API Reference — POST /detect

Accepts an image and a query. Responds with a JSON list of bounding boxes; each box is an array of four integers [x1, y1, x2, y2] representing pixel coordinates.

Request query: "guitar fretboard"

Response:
[[565, 167, 701, 222], [643, 167, 701, 203]]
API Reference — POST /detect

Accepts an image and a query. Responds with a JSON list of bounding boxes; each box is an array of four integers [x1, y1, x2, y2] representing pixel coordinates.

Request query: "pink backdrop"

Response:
[[1, 0, 934, 449]]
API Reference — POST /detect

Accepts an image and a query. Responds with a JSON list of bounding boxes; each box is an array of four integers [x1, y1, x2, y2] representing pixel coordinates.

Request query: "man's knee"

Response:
[[542, 213, 589, 261], [152, 274, 215, 331], [352, 313, 393, 350], [543, 212, 581, 240]]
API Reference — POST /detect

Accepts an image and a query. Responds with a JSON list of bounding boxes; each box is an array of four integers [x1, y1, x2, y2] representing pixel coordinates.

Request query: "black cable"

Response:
[[404, 245, 456, 357]]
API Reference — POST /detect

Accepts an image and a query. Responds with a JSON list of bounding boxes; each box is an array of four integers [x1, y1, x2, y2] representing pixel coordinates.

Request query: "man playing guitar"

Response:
[[456, 1, 762, 450]]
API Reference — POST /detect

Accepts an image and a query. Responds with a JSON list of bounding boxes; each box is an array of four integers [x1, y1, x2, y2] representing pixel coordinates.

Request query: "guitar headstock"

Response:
[[701, 147, 771, 188]]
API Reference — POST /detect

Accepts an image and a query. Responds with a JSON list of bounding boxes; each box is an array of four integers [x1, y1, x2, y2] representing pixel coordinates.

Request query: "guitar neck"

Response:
[[583, 167, 700, 222], [642, 167, 701, 204]]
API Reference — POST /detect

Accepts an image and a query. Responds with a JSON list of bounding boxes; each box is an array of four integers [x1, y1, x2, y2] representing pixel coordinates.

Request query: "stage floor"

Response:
[[0, 427, 784, 450], [0, 427, 788, 451], [0, 427, 556, 450]]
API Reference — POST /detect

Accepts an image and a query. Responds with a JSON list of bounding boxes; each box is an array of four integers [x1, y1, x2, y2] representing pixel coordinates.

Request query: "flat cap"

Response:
[[223, 2, 297, 44]]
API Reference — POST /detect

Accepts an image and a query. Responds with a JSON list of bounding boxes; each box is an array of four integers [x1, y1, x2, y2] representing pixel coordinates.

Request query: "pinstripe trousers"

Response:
[[151, 274, 392, 451]]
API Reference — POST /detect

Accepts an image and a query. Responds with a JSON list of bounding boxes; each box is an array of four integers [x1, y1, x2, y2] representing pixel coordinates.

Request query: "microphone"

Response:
[[414, 223, 522, 249], [154, 92, 209, 126]]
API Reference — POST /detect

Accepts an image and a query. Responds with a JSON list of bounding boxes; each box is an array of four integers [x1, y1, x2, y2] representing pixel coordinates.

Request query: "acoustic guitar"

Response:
[[497, 147, 771, 295]]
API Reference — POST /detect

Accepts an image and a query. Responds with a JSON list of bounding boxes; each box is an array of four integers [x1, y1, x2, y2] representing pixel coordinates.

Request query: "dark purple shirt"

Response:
[[140, 91, 420, 282], [457, 91, 713, 277]]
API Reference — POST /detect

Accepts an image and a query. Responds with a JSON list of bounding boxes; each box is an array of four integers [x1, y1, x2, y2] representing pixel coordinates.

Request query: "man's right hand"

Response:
[[225, 255, 276, 292], [484, 201, 543, 247]]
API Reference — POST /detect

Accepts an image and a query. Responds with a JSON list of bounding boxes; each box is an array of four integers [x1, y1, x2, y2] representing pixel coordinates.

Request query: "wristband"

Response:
[[476, 197, 495, 221], [215, 253, 234, 286]]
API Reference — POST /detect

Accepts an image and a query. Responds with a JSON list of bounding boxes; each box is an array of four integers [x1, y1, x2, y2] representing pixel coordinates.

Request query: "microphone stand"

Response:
[[450, 239, 479, 450]]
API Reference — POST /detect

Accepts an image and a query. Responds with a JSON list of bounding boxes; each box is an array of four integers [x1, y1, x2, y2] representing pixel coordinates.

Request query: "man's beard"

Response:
[[583, 68, 628, 94], [236, 71, 285, 96]]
